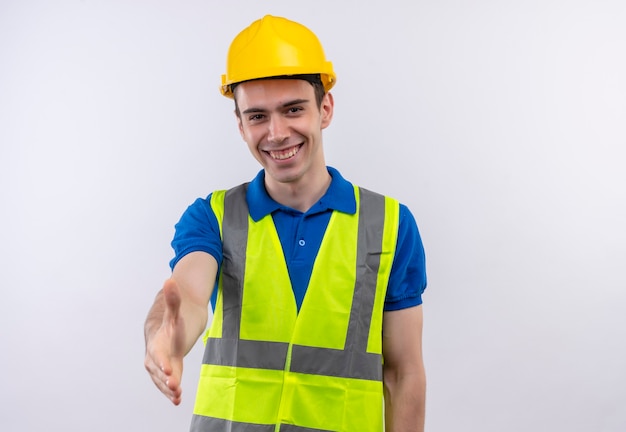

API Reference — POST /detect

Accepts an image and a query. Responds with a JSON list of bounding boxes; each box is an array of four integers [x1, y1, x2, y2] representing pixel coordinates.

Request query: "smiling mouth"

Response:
[[267, 144, 302, 160]]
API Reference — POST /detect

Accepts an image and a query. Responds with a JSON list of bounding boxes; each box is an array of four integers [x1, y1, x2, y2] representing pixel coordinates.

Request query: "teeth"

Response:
[[269, 145, 300, 160]]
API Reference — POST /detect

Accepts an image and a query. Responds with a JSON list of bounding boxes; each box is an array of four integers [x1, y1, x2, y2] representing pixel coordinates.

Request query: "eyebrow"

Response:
[[241, 98, 310, 115]]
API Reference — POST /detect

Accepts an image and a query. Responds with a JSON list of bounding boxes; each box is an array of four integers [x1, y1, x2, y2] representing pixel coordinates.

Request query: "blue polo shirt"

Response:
[[170, 167, 427, 311]]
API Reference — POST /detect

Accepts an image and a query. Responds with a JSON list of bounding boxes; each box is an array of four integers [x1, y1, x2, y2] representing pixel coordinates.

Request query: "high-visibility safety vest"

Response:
[[190, 183, 400, 432]]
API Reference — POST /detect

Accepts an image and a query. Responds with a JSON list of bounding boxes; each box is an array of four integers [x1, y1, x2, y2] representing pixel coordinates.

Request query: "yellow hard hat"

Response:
[[220, 15, 336, 98]]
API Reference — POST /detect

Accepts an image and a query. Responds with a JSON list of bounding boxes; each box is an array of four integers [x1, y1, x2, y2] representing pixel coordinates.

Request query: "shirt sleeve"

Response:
[[169, 195, 223, 271], [383, 204, 428, 311]]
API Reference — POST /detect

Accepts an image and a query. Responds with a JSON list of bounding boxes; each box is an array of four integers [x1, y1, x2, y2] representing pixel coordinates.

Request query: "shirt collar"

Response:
[[247, 166, 356, 221]]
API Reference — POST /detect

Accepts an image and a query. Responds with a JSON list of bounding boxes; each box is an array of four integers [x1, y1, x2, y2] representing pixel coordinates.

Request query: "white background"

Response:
[[1, 1, 625, 431]]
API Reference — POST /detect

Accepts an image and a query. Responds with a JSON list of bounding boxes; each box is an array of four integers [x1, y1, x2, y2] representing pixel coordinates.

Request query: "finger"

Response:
[[162, 365, 183, 405], [146, 355, 182, 403], [145, 360, 170, 394], [155, 374, 182, 404], [167, 356, 183, 389], [145, 352, 171, 385], [146, 345, 182, 388], [146, 341, 173, 376]]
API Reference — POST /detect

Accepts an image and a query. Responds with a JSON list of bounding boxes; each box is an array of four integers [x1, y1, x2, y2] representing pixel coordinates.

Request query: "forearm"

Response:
[[384, 368, 426, 432], [382, 306, 427, 432]]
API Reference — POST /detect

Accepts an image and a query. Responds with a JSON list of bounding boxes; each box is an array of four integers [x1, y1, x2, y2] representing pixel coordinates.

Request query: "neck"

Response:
[[265, 166, 332, 213]]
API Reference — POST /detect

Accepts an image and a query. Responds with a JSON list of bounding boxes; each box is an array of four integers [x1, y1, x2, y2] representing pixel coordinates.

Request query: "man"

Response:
[[144, 15, 427, 431]]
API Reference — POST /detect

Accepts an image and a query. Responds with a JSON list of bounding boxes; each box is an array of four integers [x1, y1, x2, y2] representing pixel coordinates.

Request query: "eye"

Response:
[[248, 114, 264, 122], [286, 106, 303, 115]]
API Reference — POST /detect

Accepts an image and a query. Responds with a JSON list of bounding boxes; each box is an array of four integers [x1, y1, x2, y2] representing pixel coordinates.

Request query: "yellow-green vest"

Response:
[[190, 183, 400, 432]]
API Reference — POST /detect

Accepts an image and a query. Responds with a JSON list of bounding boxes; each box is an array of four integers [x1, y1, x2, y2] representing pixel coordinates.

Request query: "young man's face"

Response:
[[234, 79, 334, 187]]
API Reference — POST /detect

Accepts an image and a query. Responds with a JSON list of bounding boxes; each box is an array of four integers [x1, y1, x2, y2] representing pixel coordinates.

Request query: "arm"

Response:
[[382, 305, 426, 432], [144, 251, 218, 405]]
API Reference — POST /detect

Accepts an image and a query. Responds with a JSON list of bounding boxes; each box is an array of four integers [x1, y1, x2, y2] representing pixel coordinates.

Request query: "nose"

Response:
[[267, 116, 289, 144]]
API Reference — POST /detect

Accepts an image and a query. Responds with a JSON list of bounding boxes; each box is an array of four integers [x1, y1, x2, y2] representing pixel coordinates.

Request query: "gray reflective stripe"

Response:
[[348, 188, 385, 354], [290, 345, 382, 381], [190, 415, 274, 432], [204, 185, 386, 381], [190, 415, 330, 432], [221, 184, 248, 339], [203, 338, 289, 370]]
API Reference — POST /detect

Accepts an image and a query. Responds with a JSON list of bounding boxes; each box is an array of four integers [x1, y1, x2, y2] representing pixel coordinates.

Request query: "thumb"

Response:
[[162, 278, 187, 359], [163, 278, 181, 320]]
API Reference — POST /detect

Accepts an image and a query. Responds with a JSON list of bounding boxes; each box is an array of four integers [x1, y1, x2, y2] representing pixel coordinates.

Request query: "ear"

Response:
[[320, 92, 334, 130]]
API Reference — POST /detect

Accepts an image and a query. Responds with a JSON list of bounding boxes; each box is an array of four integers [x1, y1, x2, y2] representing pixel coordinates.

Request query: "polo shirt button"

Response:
[[298, 239, 306, 246]]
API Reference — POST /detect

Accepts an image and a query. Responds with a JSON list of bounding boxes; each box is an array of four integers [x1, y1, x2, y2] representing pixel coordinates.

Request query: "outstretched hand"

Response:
[[144, 278, 187, 405]]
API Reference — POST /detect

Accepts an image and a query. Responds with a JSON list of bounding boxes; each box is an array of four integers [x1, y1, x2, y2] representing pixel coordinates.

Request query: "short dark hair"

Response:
[[232, 74, 326, 118]]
